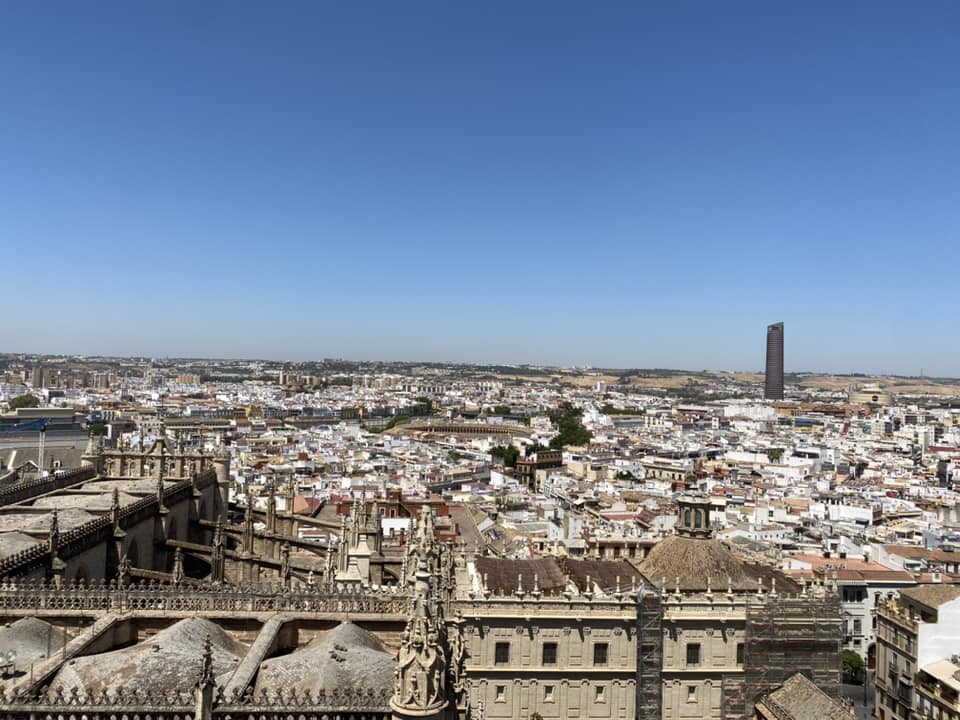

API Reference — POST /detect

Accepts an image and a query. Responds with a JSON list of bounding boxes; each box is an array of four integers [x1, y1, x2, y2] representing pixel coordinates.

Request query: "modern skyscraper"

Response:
[[764, 322, 784, 400]]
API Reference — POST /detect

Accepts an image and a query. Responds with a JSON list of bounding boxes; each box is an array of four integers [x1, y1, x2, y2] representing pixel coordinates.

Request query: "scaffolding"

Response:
[[636, 587, 663, 720], [722, 594, 843, 720]]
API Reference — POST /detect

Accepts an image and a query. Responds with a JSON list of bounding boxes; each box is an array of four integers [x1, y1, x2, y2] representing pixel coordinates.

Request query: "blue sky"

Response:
[[2, 2, 958, 374]]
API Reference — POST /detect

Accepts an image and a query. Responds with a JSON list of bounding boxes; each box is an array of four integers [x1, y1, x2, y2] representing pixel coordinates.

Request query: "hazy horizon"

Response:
[[4, 346, 958, 382]]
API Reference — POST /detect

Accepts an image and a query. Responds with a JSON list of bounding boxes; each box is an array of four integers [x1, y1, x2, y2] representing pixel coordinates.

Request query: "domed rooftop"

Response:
[[638, 535, 751, 591], [255, 622, 394, 695], [638, 495, 797, 593], [50, 617, 245, 695], [638, 534, 799, 593], [0, 617, 66, 675]]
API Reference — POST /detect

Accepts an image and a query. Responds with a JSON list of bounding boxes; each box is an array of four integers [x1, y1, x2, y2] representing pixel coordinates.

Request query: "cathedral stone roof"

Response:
[[255, 622, 394, 695], [79, 478, 169, 495], [0, 617, 65, 675], [0, 532, 46, 557], [0, 509, 97, 536], [50, 618, 245, 695], [32, 492, 140, 512], [638, 535, 798, 593]]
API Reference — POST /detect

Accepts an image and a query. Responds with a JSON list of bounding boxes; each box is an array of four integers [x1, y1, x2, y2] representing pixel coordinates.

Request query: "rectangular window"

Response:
[[544, 685, 555, 702], [854, 619, 862, 635], [595, 685, 606, 703], [495, 642, 510, 665], [594, 643, 608, 666], [687, 686, 697, 703], [736, 643, 745, 666], [542, 642, 557, 665], [686, 643, 701, 666], [495, 686, 506, 703]]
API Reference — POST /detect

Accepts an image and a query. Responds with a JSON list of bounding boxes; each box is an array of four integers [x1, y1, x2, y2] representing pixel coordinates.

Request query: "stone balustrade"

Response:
[[0, 684, 392, 719], [0, 578, 411, 616]]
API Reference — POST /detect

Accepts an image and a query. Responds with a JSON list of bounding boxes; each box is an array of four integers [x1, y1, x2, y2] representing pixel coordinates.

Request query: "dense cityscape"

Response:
[[0, 328, 958, 720], [4, 3, 959, 720]]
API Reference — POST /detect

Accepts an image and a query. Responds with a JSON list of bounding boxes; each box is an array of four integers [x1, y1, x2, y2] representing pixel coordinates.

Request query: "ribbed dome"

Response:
[[51, 618, 245, 695], [638, 535, 751, 591], [255, 622, 394, 695]]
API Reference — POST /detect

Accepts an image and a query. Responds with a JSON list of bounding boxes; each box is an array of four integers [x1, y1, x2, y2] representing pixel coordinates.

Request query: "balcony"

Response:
[[917, 676, 960, 709]]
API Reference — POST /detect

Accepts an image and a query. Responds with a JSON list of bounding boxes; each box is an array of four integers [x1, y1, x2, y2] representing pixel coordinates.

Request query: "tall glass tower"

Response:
[[764, 322, 784, 400]]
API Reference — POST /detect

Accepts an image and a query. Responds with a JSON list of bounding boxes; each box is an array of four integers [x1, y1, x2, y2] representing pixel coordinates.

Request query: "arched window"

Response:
[[684, 509, 692, 527], [694, 510, 703, 529]]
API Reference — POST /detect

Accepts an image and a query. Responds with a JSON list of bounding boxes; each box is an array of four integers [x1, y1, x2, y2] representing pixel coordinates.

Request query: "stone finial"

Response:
[[198, 635, 214, 688], [391, 587, 448, 716], [49, 510, 59, 542], [172, 547, 185, 585], [117, 553, 131, 587], [280, 542, 291, 584]]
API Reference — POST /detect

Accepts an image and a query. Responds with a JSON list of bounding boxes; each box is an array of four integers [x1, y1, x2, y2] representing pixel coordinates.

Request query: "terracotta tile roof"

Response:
[[900, 584, 960, 609], [758, 672, 853, 720]]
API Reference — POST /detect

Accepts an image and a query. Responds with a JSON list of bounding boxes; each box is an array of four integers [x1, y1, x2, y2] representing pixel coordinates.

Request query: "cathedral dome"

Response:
[[255, 622, 395, 695]]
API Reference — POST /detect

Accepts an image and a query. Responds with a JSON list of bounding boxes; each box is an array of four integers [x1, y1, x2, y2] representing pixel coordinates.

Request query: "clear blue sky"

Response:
[[2, 2, 958, 375]]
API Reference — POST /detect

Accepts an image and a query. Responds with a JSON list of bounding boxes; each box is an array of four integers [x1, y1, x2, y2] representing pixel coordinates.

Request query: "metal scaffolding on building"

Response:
[[637, 587, 663, 720], [722, 594, 843, 720]]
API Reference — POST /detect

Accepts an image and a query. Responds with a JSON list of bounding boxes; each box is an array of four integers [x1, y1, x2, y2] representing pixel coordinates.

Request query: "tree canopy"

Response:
[[842, 650, 865, 683], [548, 402, 592, 450], [490, 445, 520, 468], [8, 394, 39, 411]]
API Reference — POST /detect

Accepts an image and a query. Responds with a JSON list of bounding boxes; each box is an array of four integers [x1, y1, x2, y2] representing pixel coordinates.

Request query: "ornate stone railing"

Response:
[[214, 686, 393, 715], [0, 579, 411, 616], [0, 467, 96, 507], [0, 685, 392, 720], [0, 542, 49, 577]]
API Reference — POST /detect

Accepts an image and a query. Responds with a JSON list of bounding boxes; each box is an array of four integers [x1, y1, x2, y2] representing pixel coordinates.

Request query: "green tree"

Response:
[[87, 422, 108, 436], [493, 405, 512, 416], [767, 448, 784, 462], [7, 394, 39, 411], [548, 402, 592, 449], [842, 650, 865, 683], [490, 445, 520, 468]]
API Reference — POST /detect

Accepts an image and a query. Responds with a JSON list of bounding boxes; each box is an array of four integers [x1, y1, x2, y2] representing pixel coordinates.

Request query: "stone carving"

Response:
[[391, 572, 449, 717]]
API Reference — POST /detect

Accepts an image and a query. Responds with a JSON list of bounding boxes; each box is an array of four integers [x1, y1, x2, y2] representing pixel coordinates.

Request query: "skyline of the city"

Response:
[[3, 3, 959, 374], [3, 345, 958, 382]]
